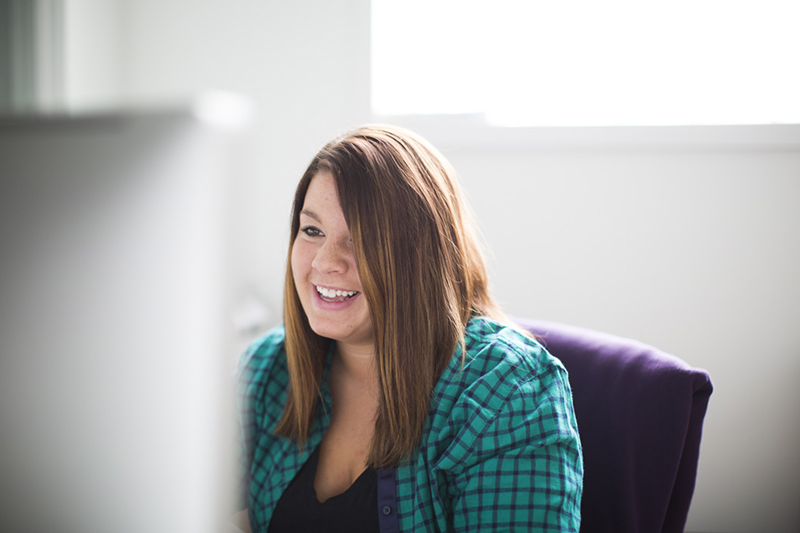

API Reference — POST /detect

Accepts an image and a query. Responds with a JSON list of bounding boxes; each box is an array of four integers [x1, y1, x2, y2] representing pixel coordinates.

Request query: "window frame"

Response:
[[369, 113, 800, 152]]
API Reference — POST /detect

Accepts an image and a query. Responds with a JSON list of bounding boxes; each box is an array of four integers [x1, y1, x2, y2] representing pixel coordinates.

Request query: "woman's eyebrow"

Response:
[[299, 209, 321, 222]]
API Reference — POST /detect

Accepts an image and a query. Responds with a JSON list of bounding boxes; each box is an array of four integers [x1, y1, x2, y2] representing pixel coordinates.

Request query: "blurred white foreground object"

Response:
[[0, 98, 252, 532]]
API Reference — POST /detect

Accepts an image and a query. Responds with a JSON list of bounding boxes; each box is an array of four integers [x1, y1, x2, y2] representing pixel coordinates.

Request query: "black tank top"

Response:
[[268, 445, 379, 532]]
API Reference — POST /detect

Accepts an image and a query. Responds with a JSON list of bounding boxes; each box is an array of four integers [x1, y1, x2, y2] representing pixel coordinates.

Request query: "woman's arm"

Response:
[[448, 368, 583, 531]]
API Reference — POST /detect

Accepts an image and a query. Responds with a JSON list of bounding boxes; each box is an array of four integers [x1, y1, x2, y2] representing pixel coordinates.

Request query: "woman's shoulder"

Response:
[[236, 324, 288, 397], [238, 324, 286, 366], [430, 316, 572, 424], [423, 317, 580, 474], [460, 315, 566, 382], [235, 325, 293, 436]]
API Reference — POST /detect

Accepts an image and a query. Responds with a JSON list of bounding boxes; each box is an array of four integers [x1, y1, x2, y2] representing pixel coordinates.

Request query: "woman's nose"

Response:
[[311, 240, 349, 274]]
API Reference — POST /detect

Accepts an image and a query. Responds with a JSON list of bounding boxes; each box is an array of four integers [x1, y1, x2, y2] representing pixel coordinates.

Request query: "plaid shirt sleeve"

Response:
[[447, 363, 582, 531]]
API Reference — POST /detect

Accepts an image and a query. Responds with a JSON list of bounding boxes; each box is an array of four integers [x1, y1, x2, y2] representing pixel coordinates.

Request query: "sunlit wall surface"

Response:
[[372, 0, 800, 126]]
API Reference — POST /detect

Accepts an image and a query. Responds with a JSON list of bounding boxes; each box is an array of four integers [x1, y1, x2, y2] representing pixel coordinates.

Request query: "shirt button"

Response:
[[382, 505, 392, 515]]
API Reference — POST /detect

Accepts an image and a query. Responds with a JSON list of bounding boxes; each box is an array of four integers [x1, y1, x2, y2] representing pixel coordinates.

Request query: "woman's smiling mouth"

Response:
[[315, 285, 360, 302]]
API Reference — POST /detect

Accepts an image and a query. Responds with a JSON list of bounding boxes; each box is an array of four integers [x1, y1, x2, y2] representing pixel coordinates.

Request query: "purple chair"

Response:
[[515, 318, 713, 533]]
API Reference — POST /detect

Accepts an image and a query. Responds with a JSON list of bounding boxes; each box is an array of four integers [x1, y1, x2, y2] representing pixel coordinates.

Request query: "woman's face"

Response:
[[291, 171, 373, 351]]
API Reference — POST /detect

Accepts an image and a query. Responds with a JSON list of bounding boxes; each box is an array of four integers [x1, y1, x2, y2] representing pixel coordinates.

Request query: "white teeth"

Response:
[[316, 286, 357, 300]]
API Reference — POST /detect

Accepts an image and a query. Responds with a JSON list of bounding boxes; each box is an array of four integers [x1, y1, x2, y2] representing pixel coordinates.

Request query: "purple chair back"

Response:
[[515, 319, 713, 533]]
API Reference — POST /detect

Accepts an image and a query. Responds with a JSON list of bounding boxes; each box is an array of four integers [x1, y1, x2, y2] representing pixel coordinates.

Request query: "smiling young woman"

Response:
[[234, 125, 583, 532]]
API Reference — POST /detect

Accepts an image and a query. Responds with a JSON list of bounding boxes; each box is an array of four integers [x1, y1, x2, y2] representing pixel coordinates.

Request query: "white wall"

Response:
[[112, 0, 372, 357], [63, 1, 800, 531]]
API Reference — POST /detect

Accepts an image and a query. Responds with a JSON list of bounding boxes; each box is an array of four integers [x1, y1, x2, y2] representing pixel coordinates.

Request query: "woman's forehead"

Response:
[[300, 171, 347, 225]]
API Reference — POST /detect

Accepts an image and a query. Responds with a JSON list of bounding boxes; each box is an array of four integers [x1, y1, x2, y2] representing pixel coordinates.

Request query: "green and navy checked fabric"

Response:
[[236, 317, 583, 532]]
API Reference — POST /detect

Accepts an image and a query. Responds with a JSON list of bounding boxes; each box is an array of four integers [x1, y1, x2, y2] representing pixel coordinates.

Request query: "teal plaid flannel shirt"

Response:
[[236, 316, 583, 532]]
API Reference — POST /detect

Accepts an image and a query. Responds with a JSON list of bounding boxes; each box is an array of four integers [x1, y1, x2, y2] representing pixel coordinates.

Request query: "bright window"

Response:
[[371, 0, 800, 127]]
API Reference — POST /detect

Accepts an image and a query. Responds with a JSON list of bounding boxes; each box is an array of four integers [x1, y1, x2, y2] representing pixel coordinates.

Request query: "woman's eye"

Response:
[[301, 226, 323, 238]]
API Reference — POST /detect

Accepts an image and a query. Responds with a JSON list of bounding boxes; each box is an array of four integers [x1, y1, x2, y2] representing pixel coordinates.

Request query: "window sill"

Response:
[[371, 114, 800, 153]]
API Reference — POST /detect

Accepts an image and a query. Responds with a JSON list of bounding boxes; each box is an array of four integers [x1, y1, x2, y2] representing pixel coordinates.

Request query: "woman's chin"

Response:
[[307, 317, 371, 348]]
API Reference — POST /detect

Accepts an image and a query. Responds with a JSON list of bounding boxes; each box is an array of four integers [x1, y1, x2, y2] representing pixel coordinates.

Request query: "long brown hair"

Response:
[[277, 125, 505, 469]]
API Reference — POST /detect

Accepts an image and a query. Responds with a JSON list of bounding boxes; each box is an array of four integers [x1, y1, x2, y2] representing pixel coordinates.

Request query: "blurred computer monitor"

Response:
[[0, 101, 248, 532]]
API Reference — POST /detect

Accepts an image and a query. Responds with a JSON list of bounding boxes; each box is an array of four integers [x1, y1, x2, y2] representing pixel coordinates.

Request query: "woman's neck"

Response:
[[334, 340, 378, 386]]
